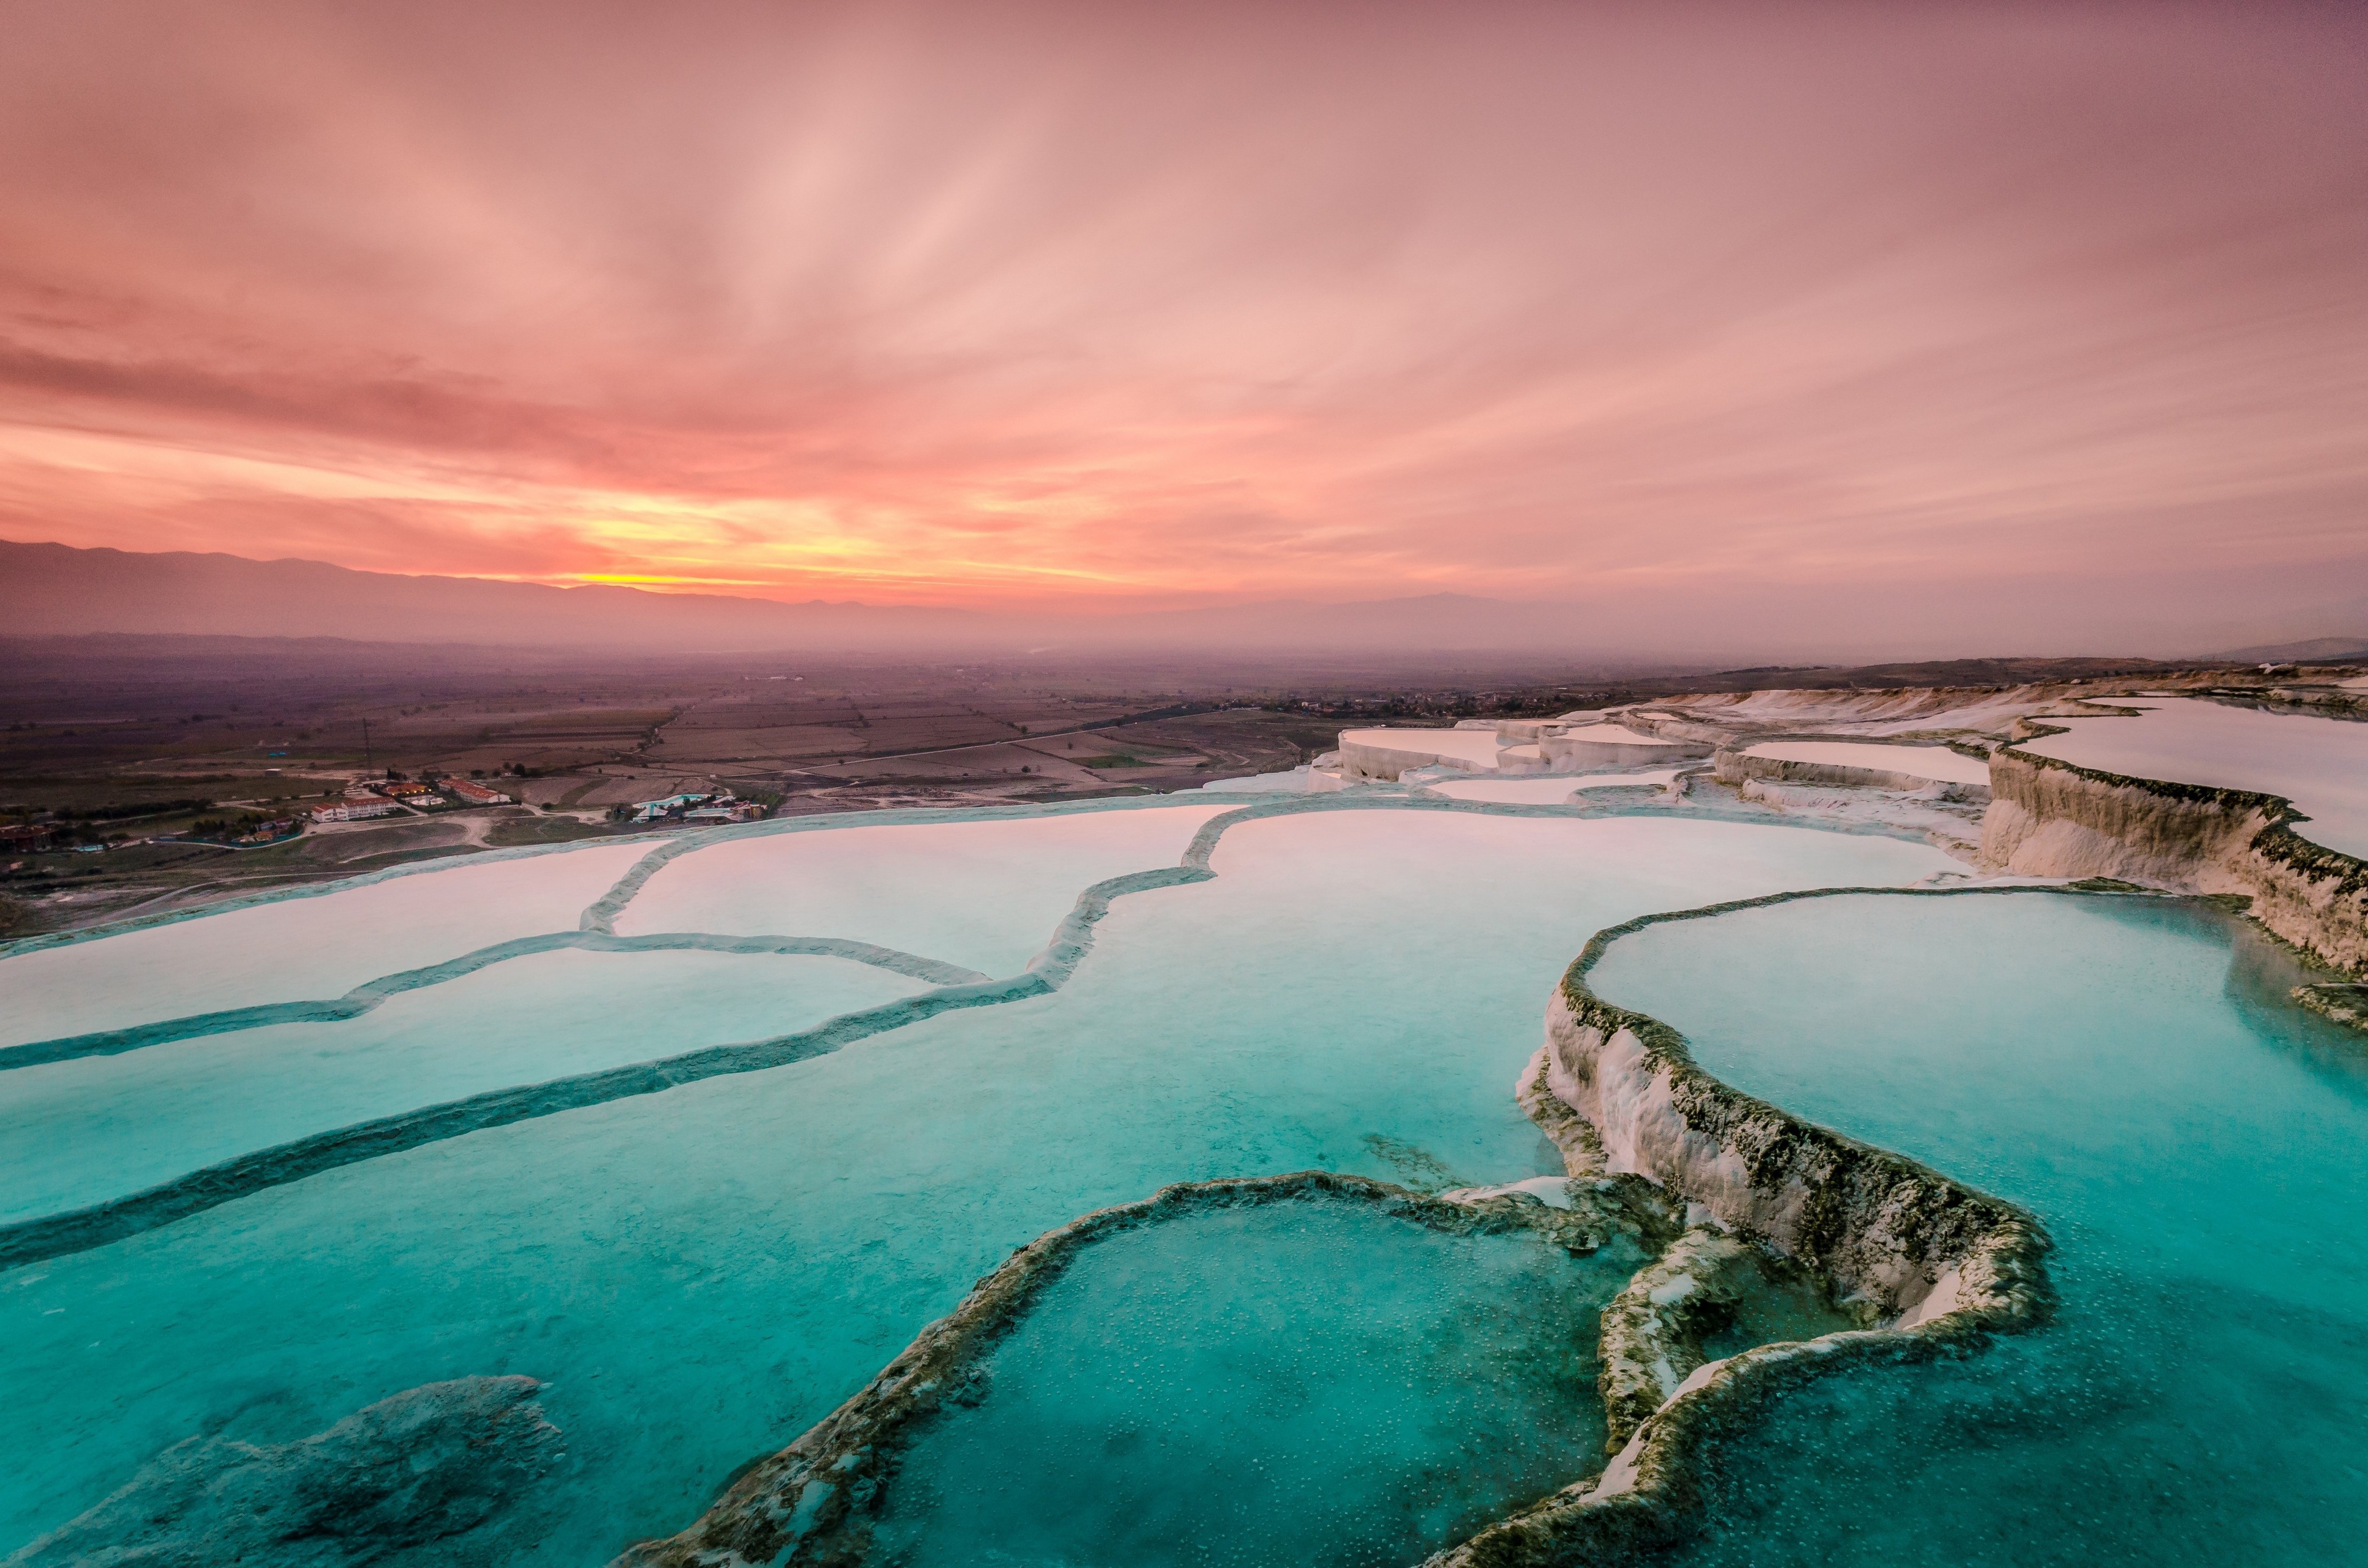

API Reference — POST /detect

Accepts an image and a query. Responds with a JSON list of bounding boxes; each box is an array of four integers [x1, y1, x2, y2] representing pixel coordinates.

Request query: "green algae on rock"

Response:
[[4, 1377, 563, 1568]]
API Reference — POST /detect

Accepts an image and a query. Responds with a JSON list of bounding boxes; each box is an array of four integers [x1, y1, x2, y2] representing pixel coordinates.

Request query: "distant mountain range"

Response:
[[0, 538, 1619, 656], [2213, 635, 2368, 664], [5, 538, 2363, 665]]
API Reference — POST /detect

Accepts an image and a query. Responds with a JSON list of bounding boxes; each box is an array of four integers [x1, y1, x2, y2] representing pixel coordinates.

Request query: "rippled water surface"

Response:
[[1592, 892, 2368, 1565]]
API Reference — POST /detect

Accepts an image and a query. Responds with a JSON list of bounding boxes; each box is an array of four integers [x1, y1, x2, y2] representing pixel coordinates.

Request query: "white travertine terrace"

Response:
[[615, 803, 1238, 977], [1626, 683, 2130, 738], [2015, 696, 2368, 858], [1541, 728, 1708, 770], [1337, 727, 1512, 778], [1737, 742, 1989, 788], [0, 842, 654, 1051], [1425, 771, 1681, 804], [1338, 723, 1703, 781]]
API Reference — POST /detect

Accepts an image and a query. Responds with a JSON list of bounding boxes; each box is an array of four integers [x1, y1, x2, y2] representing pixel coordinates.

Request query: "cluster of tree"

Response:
[[185, 811, 291, 842], [1255, 685, 1641, 721]]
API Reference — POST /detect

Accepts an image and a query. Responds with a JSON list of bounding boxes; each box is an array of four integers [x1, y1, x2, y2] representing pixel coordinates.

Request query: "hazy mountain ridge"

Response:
[[5, 539, 2363, 663], [0, 540, 1608, 655], [2214, 635, 2368, 664]]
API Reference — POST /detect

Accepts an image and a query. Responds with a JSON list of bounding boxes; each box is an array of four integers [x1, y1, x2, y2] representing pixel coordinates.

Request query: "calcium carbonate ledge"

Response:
[[0, 793, 1249, 962], [1710, 746, 1991, 803], [0, 793, 1673, 1270], [613, 884, 2097, 1568], [0, 933, 988, 1072], [608, 1170, 1650, 1568], [0, 834, 641, 962], [1425, 884, 2083, 1567], [0, 792, 1969, 1273], [1982, 732, 2368, 974]]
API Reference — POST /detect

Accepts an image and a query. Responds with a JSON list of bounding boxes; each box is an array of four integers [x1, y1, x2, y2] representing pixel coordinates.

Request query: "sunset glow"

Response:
[[2, 1, 2364, 629]]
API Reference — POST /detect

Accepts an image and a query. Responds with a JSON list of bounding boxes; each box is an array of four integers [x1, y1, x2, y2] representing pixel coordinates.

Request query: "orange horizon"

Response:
[[2, 2, 2364, 629]]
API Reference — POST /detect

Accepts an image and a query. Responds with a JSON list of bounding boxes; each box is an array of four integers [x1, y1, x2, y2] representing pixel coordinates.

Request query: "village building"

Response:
[[444, 778, 514, 805], [311, 798, 398, 823]]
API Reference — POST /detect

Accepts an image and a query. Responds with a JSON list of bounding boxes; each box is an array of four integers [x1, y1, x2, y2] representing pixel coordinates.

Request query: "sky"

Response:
[[1, 1, 2363, 648]]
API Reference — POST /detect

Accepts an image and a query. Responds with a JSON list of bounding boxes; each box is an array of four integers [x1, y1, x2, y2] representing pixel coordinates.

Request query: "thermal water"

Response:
[[874, 1197, 1639, 1568], [1590, 891, 2368, 1565], [0, 948, 924, 1223], [0, 804, 1952, 1564], [0, 841, 652, 1050], [1736, 740, 1990, 787], [612, 802, 1236, 975], [1423, 771, 1680, 804], [2017, 695, 2368, 856]]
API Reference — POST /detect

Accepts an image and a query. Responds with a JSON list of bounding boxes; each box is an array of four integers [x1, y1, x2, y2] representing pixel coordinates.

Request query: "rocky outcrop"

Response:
[[1534, 942, 2047, 1325], [2294, 982, 2368, 1031], [1594, 1227, 1763, 1449], [4, 1377, 562, 1568], [1418, 893, 2055, 1568], [1982, 747, 2368, 975]]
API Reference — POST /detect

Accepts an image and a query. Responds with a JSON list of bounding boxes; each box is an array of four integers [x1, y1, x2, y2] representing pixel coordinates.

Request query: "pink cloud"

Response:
[[0, 0, 2361, 640]]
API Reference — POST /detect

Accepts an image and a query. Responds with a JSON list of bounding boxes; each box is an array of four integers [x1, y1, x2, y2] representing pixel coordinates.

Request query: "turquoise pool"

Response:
[[874, 1196, 1640, 1568], [0, 803, 1952, 1565], [1590, 892, 2368, 1565]]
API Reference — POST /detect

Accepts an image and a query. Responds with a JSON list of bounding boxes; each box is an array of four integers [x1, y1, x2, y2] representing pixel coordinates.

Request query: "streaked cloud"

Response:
[[1, 0, 2362, 645]]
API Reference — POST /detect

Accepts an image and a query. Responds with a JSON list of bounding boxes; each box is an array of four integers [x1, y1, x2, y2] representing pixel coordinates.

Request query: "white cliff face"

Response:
[[1733, 741, 1991, 789], [1338, 728, 1512, 779], [1338, 723, 1704, 780], [1981, 748, 2368, 975], [1412, 895, 2056, 1568], [2016, 696, 2368, 858], [1539, 979, 2047, 1326]]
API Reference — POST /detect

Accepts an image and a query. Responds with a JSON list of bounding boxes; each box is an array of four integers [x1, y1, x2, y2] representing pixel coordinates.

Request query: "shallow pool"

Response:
[[874, 1196, 1639, 1568], [0, 948, 925, 1223], [1590, 891, 2368, 1565], [1737, 740, 1989, 787], [0, 803, 1953, 1564], [2017, 695, 2368, 857]]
